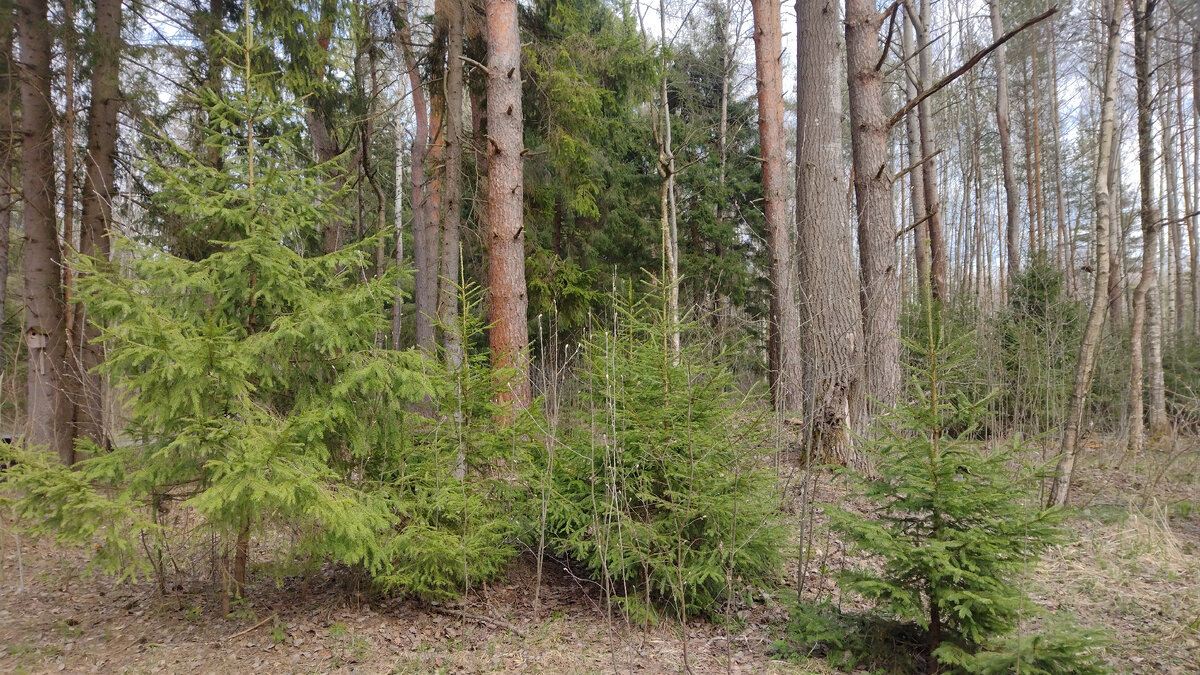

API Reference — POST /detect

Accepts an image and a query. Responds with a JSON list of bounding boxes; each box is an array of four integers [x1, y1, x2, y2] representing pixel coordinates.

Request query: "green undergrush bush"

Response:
[[1, 19, 526, 606], [542, 296, 784, 624]]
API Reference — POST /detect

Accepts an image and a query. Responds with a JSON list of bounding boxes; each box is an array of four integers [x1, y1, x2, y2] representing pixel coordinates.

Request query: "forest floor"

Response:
[[1, 436, 1198, 675]]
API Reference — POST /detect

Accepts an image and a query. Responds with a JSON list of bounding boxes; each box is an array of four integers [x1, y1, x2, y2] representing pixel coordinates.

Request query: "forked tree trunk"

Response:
[[751, 0, 801, 413], [796, 0, 863, 468], [73, 0, 121, 449], [486, 0, 530, 406], [1128, 0, 1161, 457], [1048, 0, 1121, 507], [18, 0, 77, 462], [846, 0, 900, 415]]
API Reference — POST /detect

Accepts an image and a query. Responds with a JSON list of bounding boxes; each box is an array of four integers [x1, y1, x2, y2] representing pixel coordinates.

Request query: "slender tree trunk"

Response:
[[1049, 21, 1074, 297], [1192, 19, 1200, 334], [18, 0, 76, 462], [392, 55, 410, 350], [902, 18, 930, 297], [1108, 127, 1125, 324], [1021, 60, 1038, 261], [1128, 0, 1161, 457], [62, 0, 77, 337], [0, 18, 14, 353], [796, 0, 863, 468], [396, 0, 436, 353], [1031, 40, 1046, 255], [439, 0, 464, 369], [846, 0, 900, 415], [657, 0, 680, 356], [915, 0, 947, 302], [72, 0, 120, 449], [486, 0, 530, 405], [751, 0, 801, 414], [1049, 0, 1121, 506], [425, 24, 446, 337], [1162, 83, 1184, 339], [1182, 36, 1199, 335]]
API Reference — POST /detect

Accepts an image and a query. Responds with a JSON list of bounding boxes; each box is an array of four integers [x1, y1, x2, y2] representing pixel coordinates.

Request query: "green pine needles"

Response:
[[542, 296, 784, 624]]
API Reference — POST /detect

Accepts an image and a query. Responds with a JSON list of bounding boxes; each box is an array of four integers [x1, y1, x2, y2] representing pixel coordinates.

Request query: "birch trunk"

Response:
[[1048, 0, 1121, 506]]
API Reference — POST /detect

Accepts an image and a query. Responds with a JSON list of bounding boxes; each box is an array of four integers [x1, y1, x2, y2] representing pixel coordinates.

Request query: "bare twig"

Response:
[[430, 606, 527, 637], [887, 6, 1059, 129], [223, 614, 276, 642]]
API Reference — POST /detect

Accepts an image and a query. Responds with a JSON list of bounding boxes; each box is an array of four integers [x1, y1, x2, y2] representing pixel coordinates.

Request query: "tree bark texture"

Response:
[[846, 0, 900, 416], [1048, 0, 1121, 507], [18, 0, 77, 462], [796, 0, 863, 468], [73, 0, 121, 448], [751, 0, 801, 414], [486, 0, 530, 406]]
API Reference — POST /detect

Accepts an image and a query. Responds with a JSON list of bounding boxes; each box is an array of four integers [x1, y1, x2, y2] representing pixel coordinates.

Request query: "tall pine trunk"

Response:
[[486, 0, 530, 405], [0, 17, 13, 353], [438, 0, 464, 369], [18, 0, 77, 462], [796, 0, 863, 468], [751, 0, 801, 413]]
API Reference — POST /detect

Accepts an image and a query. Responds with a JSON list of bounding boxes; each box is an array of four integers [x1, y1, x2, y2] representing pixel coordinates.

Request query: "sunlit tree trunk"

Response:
[[1049, 0, 1121, 507]]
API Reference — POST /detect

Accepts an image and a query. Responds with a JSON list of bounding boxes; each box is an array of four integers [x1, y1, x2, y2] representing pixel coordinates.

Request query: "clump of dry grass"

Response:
[[1035, 499, 1200, 673]]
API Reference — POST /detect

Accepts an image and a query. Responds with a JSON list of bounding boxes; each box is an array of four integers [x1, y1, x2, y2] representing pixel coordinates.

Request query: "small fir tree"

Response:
[[542, 293, 783, 623], [826, 296, 1069, 670], [2, 7, 526, 607]]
